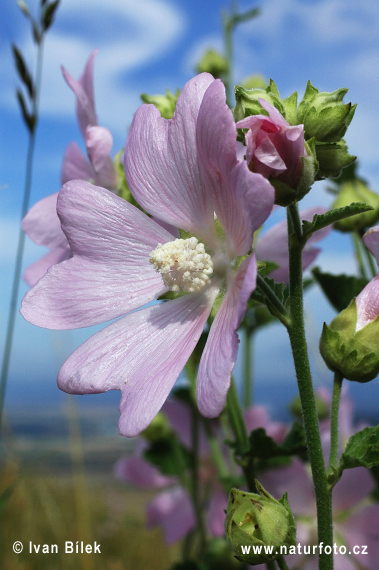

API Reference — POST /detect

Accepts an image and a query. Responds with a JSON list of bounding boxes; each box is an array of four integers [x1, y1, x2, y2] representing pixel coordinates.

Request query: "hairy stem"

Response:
[[286, 203, 333, 570]]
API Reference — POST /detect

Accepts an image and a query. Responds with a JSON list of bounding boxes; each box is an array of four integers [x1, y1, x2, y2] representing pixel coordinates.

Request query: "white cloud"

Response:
[[1, 0, 186, 140]]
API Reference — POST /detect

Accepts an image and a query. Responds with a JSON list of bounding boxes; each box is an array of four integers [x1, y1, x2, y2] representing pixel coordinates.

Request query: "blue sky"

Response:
[[1, 0, 379, 421]]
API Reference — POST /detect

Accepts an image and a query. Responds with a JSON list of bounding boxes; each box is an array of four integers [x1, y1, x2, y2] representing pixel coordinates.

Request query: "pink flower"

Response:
[[260, 388, 379, 569], [355, 226, 379, 331], [255, 207, 331, 283], [261, 460, 379, 569], [22, 193, 71, 287], [22, 51, 117, 287], [21, 74, 274, 436], [236, 99, 307, 188], [115, 398, 227, 543], [61, 49, 117, 189]]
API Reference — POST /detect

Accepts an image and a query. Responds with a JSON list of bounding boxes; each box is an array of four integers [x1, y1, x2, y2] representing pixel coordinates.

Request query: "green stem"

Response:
[[360, 230, 377, 279], [226, 378, 256, 492], [286, 204, 333, 570], [276, 555, 290, 570], [190, 405, 207, 555], [243, 329, 253, 408], [328, 372, 343, 472], [202, 418, 228, 480], [352, 231, 368, 280], [0, 37, 45, 431]]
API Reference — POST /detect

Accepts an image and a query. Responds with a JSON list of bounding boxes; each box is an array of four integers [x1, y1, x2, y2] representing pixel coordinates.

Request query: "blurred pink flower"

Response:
[[255, 207, 331, 283], [21, 73, 274, 436], [260, 388, 379, 569], [355, 226, 379, 331], [236, 99, 307, 188], [115, 399, 285, 543], [22, 51, 117, 287]]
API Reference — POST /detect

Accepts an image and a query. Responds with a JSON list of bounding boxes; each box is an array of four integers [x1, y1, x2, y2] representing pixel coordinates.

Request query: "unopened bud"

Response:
[[225, 482, 296, 565]]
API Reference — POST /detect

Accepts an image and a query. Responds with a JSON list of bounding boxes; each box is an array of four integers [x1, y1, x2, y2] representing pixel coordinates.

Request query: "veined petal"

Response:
[[61, 142, 94, 185], [356, 275, 379, 331], [61, 49, 98, 137], [57, 291, 218, 436], [85, 125, 113, 173], [21, 181, 176, 329], [22, 193, 66, 249], [124, 73, 217, 246], [363, 225, 379, 265], [197, 80, 274, 256], [23, 247, 70, 287], [197, 255, 257, 417]]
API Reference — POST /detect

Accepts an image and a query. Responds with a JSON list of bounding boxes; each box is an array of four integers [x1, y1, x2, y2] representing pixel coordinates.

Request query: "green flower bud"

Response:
[[331, 180, 379, 232], [140, 89, 179, 119], [225, 482, 296, 566], [195, 49, 229, 79], [320, 299, 379, 383], [234, 79, 286, 123], [314, 140, 356, 180], [298, 81, 356, 143], [141, 411, 171, 442], [290, 393, 329, 421], [240, 74, 267, 91]]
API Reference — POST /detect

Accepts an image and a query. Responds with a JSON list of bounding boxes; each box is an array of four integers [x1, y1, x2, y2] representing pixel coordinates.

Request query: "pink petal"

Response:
[[333, 466, 374, 511], [85, 125, 113, 173], [259, 98, 289, 128], [21, 181, 176, 329], [23, 247, 70, 287], [85, 126, 117, 189], [255, 207, 329, 283], [363, 225, 379, 265], [146, 488, 195, 543], [124, 73, 217, 247], [162, 399, 209, 456], [22, 193, 67, 249], [197, 255, 257, 417], [61, 50, 98, 137], [57, 290, 218, 437], [260, 458, 314, 517], [114, 455, 172, 489], [244, 405, 287, 443], [341, 504, 379, 567], [355, 274, 379, 331], [196, 79, 275, 256], [207, 487, 228, 536], [61, 142, 94, 185]]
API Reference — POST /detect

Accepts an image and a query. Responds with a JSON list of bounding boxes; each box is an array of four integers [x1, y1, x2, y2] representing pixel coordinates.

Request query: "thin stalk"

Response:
[[276, 556, 290, 570], [286, 203, 333, 570], [190, 405, 207, 555], [352, 231, 368, 280], [0, 38, 45, 431], [243, 328, 253, 408], [226, 378, 256, 491], [202, 418, 228, 480], [360, 232, 377, 279], [328, 372, 343, 472]]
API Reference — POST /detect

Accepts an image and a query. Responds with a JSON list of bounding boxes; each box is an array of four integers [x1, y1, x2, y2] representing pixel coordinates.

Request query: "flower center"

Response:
[[150, 237, 213, 293]]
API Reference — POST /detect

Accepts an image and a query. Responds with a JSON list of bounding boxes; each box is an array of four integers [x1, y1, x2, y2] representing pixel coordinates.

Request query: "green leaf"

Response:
[[144, 437, 192, 476], [251, 275, 289, 314], [339, 426, 379, 470], [12, 44, 34, 99], [312, 267, 367, 312], [16, 88, 36, 133], [42, 0, 60, 30], [302, 202, 374, 239], [248, 422, 307, 460]]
